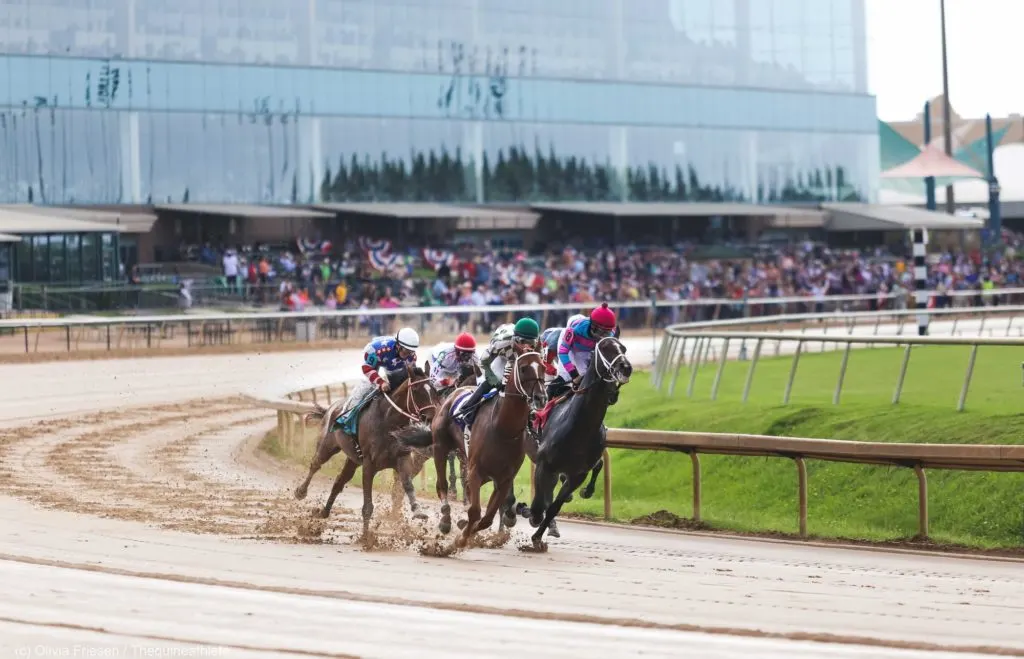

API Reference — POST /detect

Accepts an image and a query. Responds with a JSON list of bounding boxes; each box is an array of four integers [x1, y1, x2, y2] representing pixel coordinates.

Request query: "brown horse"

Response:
[[427, 347, 547, 544], [442, 369, 480, 504], [294, 365, 439, 537]]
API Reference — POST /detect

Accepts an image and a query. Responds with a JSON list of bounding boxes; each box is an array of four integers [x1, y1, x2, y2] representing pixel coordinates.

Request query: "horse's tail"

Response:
[[391, 423, 434, 449], [302, 403, 328, 427]]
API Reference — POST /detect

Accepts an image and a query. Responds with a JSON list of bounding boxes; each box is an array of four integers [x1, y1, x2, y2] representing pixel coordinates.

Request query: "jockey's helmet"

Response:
[[513, 317, 540, 341], [454, 332, 477, 352], [589, 303, 616, 337], [396, 327, 420, 351]]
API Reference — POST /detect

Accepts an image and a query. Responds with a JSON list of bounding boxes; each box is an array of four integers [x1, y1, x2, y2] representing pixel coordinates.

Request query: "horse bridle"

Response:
[[381, 375, 436, 423], [501, 350, 545, 408], [571, 336, 630, 395]]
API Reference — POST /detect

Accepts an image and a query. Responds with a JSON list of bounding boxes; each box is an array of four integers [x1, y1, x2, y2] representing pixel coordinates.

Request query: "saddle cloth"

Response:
[[449, 388, 498, 431]]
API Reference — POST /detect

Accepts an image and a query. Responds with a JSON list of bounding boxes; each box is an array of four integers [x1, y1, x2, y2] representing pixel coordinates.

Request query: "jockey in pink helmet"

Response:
[[548, 303, 619, 398]]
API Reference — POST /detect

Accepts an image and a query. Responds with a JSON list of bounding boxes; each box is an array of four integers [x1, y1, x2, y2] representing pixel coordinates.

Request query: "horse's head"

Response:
[[507, 349, 548, 411], [395, 364, 438, 423], [592, 337, 632, 403]]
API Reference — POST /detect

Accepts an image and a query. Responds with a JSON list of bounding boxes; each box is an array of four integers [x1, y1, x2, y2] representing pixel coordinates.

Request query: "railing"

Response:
[[247, 381, 1024, 542], [651, 305, 1024, 411], [3, 289, 1024, 356]]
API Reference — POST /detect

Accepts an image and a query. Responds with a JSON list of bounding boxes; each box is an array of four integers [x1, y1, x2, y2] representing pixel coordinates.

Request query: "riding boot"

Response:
[[458, 379, 495, 426]]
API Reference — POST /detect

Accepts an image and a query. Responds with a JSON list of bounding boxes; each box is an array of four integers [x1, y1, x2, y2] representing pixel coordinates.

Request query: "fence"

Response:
[[4, 289, 1024, 356], [651, 305, 1024, 411], [247, 381, 1024, 541]]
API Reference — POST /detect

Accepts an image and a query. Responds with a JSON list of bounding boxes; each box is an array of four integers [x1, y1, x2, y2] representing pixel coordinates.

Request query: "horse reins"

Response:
[[502, 350, 545, 406], [381, 376, 436, 423]]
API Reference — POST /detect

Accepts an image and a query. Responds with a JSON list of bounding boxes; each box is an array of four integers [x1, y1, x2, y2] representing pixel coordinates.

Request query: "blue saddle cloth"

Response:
[[336, 394, 376, 436], [450, 389, 498, 430]]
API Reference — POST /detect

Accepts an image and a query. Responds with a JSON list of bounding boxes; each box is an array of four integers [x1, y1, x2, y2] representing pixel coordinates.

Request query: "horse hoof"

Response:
[[294, 487, 308, 500], [456, 519, 468, 530], [548, 521, 561, 538], [502, 510, 518, 528], [580, 487, 595, 500], [413, 512, 428, 521], [440, 503, 451, 516], [565, 494, 574, 503], [529, 515, 542, 529], [516, 502, 529, 518], [439, 519, 452, 535]]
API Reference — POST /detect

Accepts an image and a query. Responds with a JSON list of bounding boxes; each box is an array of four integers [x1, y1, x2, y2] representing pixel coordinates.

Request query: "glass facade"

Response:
[[0, 0, 878, 205], [13, 231, 118, 283]]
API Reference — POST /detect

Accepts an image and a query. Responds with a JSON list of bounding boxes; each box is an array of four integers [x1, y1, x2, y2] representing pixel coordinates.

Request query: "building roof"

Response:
[[312, 202, 538, 221], [156, 204, 335, 219], [0, 207, 127, 234], [881, 143, 985, 179], [529, 201, 827, 219], [822, 203, 985, 231], [0, 232, 20, 242], [3, 205, 158, 233]]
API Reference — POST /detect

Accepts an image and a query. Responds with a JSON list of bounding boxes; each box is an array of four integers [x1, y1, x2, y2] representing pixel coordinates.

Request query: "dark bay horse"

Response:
[[436, 369, 480, 505], [294, 365, 439, 537], [424, 347, 547, 543], [525, 337, 632, 548]]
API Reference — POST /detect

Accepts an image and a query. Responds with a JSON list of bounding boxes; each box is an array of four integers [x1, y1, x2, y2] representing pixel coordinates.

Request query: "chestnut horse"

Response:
[[294, 365, 439, 537], [424, 347, 547, 543]]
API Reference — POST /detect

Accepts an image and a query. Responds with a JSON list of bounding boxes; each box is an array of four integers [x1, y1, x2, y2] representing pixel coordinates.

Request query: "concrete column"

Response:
[[119, 111, 141, 203], [299, 116, 323, 202], [609, 126, 628, 200]]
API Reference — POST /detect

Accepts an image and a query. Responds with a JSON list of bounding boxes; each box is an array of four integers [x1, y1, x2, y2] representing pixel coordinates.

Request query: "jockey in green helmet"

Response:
[[454, 317, 540, 426]]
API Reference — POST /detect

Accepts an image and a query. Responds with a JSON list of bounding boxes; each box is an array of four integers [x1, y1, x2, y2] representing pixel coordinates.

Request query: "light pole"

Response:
[[940, 0, 955, 214]]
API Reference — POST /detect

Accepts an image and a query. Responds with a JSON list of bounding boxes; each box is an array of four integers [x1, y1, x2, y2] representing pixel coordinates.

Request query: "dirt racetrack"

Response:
[[1, 349, 1023, 658]]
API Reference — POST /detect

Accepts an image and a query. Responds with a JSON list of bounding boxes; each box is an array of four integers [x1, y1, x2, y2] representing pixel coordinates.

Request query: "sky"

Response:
[[866, 0, 1023, 120]]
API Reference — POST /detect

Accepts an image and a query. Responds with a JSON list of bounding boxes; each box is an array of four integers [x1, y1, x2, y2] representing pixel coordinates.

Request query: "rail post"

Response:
[[833, 341, 852, 405], [892, 344, 913, 404], [782, 341, 803, 405], [602, 448, 612, 520], [957, 344, 979, 412], [686, 338, 703, 398], [689, 450, 702, 522], [741, 338, 763, 404], [667, 339, 688, 396], [652, 334, 670, 389], [710, 338, 730, 401], [914, 465, 929, 539], [795, 456, 808, 538]]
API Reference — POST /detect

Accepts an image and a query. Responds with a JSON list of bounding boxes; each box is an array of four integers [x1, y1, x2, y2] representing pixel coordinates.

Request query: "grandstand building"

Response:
[[0, 0, 878, 208]]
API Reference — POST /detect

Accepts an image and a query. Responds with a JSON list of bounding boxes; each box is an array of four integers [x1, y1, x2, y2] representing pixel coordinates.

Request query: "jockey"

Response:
[[548, 303, 618, 399], [454, 317, 540, 426], [541, 314, 584, 385], [426, 332, 480, 392], [341, 327, 420, 423]]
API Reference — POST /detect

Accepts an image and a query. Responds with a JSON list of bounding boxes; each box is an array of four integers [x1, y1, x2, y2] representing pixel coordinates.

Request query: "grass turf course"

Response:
[[261, 343, 1024, 549]]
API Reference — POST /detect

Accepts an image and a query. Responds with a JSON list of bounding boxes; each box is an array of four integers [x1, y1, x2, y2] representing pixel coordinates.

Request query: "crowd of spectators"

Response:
[[174, 231, 1024, 332]]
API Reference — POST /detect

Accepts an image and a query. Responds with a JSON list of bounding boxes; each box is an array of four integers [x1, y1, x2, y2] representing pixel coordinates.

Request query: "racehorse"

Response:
[[421, 347, 547, 543], [294, 365, 439, 537], [437, 369, 480, 505], [524, 337, 631, 548]]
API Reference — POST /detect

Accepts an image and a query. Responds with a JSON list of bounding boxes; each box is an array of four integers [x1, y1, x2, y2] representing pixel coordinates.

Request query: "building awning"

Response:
[[529, 201, 826, 220], [156, 204, 335, 219], [0, 207, 128, 234], [3, 205, 158, 233], [822, 203, 985, 231], [0, 232, 20, 242], [312, 203, 539, 229]]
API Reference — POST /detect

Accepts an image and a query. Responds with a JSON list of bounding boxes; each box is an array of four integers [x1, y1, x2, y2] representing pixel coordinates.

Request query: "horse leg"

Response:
[[527, 462, 559, 528], [319, 458, 358, 518], [294, 431, 341, 500], [532, 471, 587, 546], [456, 468, 483, 548], [459, 454, 469, 505], [434, 438, 453, 534], [446, 451, 458, 502], [580, 458, 603, 499], [398, 454, 427, 520], [477, 478, 512, 534], [499, 487, 518, 530], [360, 465, 376, 539]]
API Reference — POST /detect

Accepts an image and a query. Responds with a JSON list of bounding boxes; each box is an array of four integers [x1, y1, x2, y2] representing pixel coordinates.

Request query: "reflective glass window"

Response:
[[81, 233, 97, 280], [65, 234, 81, 283], [48, 234, 65, 282], [32, 235, 48, 281], [17, 239, 33, 282]]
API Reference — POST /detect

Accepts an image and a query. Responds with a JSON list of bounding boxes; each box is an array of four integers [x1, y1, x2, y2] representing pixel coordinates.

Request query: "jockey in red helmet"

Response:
[[426, 332, 480, 392]]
